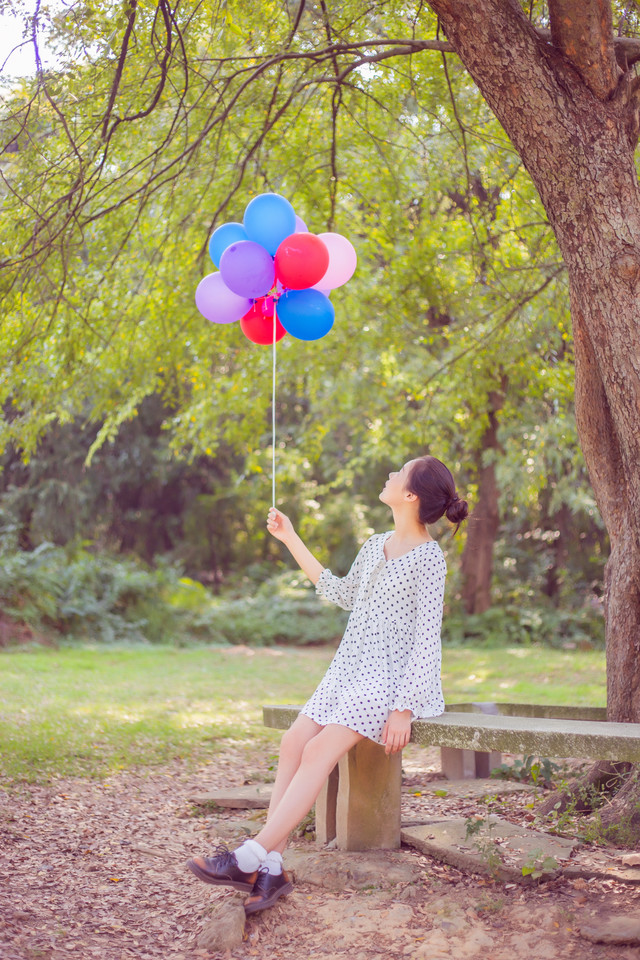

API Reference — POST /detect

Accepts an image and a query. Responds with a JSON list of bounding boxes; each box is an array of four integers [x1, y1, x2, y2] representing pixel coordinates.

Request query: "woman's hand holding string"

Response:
[[267, 508, 295, 544], [266, 508, 324, 585], [381, 709, 412, 755]]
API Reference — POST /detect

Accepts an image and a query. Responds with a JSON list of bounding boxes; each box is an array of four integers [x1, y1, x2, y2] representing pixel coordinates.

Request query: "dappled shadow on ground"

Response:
[[1, 743, 640, 960]]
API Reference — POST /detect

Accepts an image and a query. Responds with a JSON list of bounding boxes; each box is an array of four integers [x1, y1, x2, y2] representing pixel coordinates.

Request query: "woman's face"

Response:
[[379, 459, 417, 505]]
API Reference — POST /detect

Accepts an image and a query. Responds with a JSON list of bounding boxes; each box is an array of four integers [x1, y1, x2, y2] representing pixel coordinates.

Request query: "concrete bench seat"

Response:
[[262, 702, 640, 851]]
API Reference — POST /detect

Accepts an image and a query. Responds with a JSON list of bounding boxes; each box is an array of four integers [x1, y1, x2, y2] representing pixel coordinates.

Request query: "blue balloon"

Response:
[[209, 222, 248, 268], [243, 193, 297, 255], [275, 289, 335, 341]]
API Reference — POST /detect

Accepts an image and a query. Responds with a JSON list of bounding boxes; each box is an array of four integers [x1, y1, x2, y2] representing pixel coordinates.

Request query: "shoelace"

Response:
[[209, 842, 235, 864]]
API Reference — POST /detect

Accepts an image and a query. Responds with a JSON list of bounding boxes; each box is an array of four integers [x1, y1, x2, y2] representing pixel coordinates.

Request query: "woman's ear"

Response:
[[404, 491, 418, 502]]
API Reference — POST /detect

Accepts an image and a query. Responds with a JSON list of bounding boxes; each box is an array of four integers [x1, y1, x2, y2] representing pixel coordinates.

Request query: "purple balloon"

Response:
[[195, 273, 251, 325], [294, 215, 308, 233], [220, 240, 275, 299]]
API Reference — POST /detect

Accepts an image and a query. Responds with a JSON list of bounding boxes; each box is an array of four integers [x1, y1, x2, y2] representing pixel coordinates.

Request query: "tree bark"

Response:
[[460, 390, 503, 614], [548, 0, 619, 99], [426, 0, 640, 726], [537, 759, 631, 817]]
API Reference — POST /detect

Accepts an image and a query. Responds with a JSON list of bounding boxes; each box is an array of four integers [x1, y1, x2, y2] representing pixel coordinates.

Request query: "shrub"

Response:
[[443, 598, 604, 649], [0, 544, 347, 647]]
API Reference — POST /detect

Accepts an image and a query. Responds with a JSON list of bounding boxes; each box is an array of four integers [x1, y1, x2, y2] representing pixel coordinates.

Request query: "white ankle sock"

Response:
[[234, 838, 267, 873], [263, 851, 283, 876]]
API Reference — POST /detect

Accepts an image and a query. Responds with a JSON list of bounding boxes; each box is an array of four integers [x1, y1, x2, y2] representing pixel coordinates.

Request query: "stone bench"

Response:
[[262, 702, 640, 851]]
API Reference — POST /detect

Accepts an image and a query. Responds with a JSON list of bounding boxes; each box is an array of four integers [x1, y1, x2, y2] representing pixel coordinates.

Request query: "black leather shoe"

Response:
[[186, 844, 258, 892], [244, 868, 293, 915]]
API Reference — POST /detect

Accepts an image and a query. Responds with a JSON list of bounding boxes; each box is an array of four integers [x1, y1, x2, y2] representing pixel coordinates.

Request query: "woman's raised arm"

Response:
[[266, 508, 324, 585]]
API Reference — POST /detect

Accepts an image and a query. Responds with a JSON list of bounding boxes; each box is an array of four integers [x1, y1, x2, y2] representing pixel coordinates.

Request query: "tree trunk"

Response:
[[426, 0, 640, 834], [541, 502, 570, 603], [427, 0, 640, 726], [460, 391, 503, 614], [536, 758, 631, 817]]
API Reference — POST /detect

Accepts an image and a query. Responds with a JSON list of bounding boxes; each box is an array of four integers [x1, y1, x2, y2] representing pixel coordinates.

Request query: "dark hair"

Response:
[[406, 456, 469, 533]]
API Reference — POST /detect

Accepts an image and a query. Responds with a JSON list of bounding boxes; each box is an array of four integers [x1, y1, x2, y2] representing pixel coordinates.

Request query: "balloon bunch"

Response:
[[194, 192, 357, 343]]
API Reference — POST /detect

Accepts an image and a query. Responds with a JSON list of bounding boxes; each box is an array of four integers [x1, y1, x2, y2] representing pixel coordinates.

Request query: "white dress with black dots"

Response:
[[301, 532, 446, 743]]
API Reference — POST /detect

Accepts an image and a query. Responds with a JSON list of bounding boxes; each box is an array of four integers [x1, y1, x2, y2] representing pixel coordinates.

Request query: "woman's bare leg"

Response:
[[264, 714, 323, 853], [254, 724, 364, 854], [267, 715, 323, 813]]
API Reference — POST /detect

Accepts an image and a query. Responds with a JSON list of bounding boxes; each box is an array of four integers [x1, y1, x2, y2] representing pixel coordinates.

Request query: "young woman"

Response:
[[187, 455, 468, 915]]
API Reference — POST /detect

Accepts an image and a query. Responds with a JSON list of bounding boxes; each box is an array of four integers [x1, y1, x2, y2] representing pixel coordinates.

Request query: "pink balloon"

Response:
[[313, 232, 357, 290], [294, 215, 308, 233], [195, 273, 251, 324]]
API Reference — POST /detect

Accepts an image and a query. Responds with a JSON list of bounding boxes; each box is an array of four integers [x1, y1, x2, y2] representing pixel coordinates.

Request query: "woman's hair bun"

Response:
[[407, 457, 469, 534], [445, 496, 469, 527]]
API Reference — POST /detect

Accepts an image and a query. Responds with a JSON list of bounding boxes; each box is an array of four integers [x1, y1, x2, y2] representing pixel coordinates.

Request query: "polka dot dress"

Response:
[[301, 532, 446, 743]]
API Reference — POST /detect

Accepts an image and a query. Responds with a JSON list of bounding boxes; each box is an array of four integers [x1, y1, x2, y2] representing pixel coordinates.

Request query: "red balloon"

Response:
[[274, 233, 329, 290], [240, 298, 287, 345]]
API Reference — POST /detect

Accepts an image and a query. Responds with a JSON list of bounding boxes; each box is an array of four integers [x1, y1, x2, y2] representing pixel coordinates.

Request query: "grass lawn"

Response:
[[0, 644, 606, 782]]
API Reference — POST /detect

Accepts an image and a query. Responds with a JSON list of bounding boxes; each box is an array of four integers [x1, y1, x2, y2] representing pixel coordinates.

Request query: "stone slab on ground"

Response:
[[284, 848, 422, 893], [188, 784, 272, 809], [620, 853, 640, 867], [402, 817, 578, 882], [564, 852, 640, 884], [205, 815, 264, 839], [405, 778, 536, 799], [578, 916, 640, 945]]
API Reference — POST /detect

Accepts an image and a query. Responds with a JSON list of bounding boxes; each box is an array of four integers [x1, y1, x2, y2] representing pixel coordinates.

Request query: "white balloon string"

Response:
[[272, 302, 277, 508]]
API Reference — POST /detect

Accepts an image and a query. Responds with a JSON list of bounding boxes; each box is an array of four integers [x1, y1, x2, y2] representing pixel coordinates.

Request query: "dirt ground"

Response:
[[2, 742, 640, 960]]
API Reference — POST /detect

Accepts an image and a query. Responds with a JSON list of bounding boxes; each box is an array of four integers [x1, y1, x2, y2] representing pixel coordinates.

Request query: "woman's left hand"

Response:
[[381, 709, 412, 755]]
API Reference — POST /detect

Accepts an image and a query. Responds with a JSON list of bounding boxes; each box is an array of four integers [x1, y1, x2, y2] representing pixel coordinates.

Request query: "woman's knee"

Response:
[[299, 726, 359, 771], [279, 718, 319, 762]]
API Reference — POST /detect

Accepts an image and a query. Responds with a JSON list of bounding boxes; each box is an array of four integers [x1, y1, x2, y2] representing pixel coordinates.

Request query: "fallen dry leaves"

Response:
[[1, 742, 639, 959]]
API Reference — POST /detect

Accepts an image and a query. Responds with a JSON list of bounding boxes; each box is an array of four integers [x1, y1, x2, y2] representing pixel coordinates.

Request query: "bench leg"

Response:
[[475, 750, 502, 778], [335, 739, 402, 851], [441, 746, 502, 779], [315, 763, 339, 844]]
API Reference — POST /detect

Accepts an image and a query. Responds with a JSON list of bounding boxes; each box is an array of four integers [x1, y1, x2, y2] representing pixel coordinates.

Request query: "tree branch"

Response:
[[548, 0, 620, 99], [101, 0, 138, 140], [536, 28, 640, 68]]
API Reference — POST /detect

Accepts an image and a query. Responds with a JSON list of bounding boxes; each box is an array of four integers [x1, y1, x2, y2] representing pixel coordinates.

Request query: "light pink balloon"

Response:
[[313, 232, 357, 290], [195, 272, 251, 324]]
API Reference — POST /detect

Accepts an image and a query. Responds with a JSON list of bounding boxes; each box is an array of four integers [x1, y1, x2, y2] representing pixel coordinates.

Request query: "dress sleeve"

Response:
[[315, 537, 373, 611], [391, 548, 447, 715]]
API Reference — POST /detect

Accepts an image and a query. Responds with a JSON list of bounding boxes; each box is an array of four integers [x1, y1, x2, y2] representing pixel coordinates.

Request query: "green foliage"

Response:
[[0, 541, 177, 643], [0, 541, 63, 629], [520, 849, 559, 880], [443, 599, 604, 649], [0, 0, 611, 625], [205, 573, 348, 646], [0, 536, 346, 647], [464, 815, 504, 878], [543, 776, 640, 848], [491, 755, 560, 787], [582, 806, 640, 848]]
